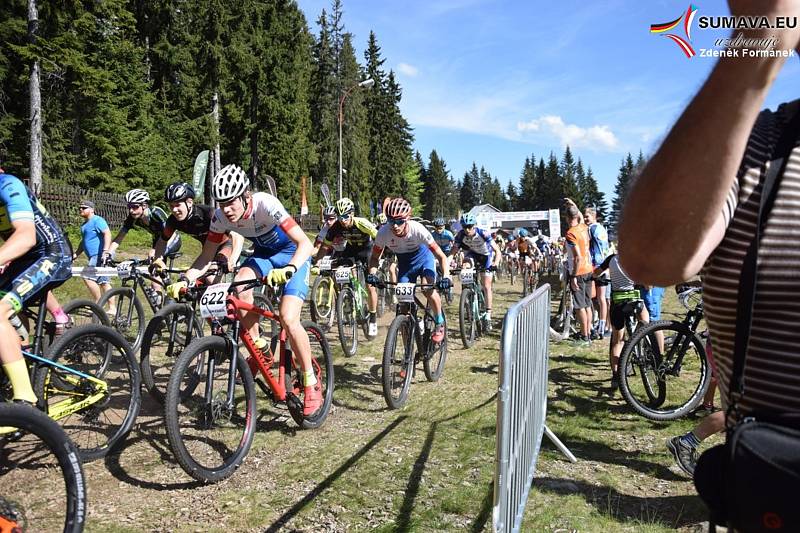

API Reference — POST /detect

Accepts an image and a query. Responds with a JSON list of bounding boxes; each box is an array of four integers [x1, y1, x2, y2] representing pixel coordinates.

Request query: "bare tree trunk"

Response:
[[249, 87, 259, 191], [28, 0, 42, 194], [210, 91, 221, 207]]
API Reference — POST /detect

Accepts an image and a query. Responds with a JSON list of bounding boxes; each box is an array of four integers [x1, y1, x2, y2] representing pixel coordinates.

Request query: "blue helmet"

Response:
[[461, 213, 477, 226], [519, 228, 529, 238], [433, 217, 445, 227]]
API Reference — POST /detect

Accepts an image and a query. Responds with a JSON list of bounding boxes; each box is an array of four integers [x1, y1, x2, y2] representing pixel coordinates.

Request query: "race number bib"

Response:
[[318, 256, 333, 272], [199, 283, 231, 319], [460, 269, 474, 284], [335, 267, 351, 284], [395, 283, 415, 303], [117, 261, 134, 279]]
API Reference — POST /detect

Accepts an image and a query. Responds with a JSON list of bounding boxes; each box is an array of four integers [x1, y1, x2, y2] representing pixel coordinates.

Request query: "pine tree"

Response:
[[340, 33, 370, 213], [585, 167, 609, 222], [560, 146, 580, 207], [460, 163, 479, 210], [517, 156, 536, 210], [609, 153, 635, 232], [423, 150, 452, 220], [309, 10, 337, 191], [540, 152, 563, 209], [505, 182, 519, 211], [400, 153, 424, 215]]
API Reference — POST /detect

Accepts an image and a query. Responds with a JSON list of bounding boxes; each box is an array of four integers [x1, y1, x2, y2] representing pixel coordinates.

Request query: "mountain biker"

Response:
[[166, 164, 321, 416], [314, 197, 379, 336], [453, 213, 501, 328], [367, 197, 451, 343], [516, 228, 540, 275], [106, 189, 180, 264], [151, 182, 244, 278], [431, 217, 454, 257], [0, 172, 72, 405], [313, 206, 342, 256]]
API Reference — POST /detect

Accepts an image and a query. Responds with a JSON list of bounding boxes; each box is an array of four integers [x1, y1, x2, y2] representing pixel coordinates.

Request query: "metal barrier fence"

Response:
[[494, 283, 576, 533]]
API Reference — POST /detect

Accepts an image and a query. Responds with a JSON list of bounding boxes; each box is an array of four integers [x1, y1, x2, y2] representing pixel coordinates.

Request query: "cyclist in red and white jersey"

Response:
[[366, 198, 451, 343]]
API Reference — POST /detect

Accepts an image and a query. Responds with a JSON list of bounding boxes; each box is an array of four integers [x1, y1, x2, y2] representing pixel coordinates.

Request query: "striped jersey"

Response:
[[703, 100, 800, 416]]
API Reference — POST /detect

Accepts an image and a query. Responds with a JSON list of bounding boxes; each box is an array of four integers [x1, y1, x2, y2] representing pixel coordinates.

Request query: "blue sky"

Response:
[[296, 0, 800, 201]]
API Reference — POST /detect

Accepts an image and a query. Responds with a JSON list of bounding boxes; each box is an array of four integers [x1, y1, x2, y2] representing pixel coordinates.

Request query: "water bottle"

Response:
[[10, 314, 28, 344]]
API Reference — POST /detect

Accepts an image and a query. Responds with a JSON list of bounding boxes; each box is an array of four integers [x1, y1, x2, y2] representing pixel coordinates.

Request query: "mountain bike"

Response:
[[334, 260, 377, 356], [1, 293, 141, 461], [550, 271, 577, 340], [457, 266, 491, 348], [618, 285, 711, 421], [164, 275, 333, 483], [521, 256, 540, 297], [370, 280, 448, 409], [0, 402, 87, 532], [98, 256, 184, 351]]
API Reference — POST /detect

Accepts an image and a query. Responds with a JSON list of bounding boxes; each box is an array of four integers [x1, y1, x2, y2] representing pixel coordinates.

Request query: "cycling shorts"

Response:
[[397, 248, 436, 283], [242, 249, 310, 300], [0, 243, 72, 311], [465, 251, 492, 271]]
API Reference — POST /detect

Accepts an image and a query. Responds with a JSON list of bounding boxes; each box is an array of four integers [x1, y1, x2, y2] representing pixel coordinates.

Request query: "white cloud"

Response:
[[397, 62, 419, 77], [517, 115, 619, 151]]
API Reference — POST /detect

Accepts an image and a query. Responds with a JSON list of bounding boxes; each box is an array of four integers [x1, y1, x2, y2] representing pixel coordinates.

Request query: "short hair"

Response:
[[566, 205, 580, 219], [584, 207, 596, 217]]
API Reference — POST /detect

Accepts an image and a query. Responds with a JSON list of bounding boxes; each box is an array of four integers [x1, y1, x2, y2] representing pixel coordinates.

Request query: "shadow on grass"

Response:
[[264, 416, 408, 532], [541, 434, 684, 482], [534, 476, 706, 529], [329, 362, 386, 413], [394, 394, 497, 532]]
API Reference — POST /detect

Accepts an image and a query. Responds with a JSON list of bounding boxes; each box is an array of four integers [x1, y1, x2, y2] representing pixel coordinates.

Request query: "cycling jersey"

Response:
[[121, 205, 180, 250], [431, 229, 454, 254], [0, 174, 72, 307], [517, 237, 539, 256], [207, 192, 309, 299], [454, 228, 493, 256], [0, 174, 67, 255], [536, 239, 550, 254], [162, 204, 213, 243], [315, 224, 346, 251], [323, 217, 377, 251], [373, 221, 439, 283]]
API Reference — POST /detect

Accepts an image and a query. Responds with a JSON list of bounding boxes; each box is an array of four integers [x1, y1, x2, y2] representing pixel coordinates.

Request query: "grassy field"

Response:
[[50, 233, 714, 532]]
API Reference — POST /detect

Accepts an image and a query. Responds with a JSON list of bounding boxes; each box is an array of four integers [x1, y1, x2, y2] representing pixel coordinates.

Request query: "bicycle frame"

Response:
[[24, 350, 107, 420], [661, 300, 704, 376]]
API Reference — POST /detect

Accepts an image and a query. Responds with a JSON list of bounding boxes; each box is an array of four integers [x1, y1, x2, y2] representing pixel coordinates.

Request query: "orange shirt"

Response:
[[565, 223, 592, 276]]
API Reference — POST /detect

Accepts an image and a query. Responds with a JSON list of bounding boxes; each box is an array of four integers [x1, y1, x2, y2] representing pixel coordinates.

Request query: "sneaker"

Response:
[[590, 330, 600, 341], [431, 324, 445, 343], [368, 320, 378, 337], [692, 403, 720, 417], [303, 383, 323, 417], [54, 320, 71, 336], [603, 329, 612, 339], [667, 436, 698, 476]]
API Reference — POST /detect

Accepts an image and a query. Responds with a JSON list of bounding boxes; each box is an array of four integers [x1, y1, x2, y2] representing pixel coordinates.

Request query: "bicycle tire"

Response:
[[98, 286, 146, 352], [309, 275, 335, 330], [376, 271, 388, 318], [336, 286, 358, 357], [459, 287, 477, 348], [618, 320, 710, 421], [423, 309, 448, 382], [285, 321, 335, 429], [509, 264, 515, 286], [382, 315, 415, 409], [63, 298, 110, 327], [164, 335, 256, 483], [33, 324, 142, 462], [0, 403, 86, 533], [140, 303, 204, 405]]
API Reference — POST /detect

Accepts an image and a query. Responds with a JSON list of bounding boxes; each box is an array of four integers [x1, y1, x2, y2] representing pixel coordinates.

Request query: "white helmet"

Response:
[[212, 164, 250, 202], [125, 189, 150, 204]]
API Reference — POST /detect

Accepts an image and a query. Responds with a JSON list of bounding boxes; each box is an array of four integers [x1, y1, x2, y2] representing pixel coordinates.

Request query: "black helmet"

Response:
[[165, 182, 195, 203]]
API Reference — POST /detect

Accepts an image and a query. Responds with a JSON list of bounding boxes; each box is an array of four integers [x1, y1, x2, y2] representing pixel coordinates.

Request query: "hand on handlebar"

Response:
[[166, 280, 188, 300], [366, 273, 381, 286], [264, 265, 294, 287], [149, 257, 166, 275], [437, 277, 452, 290]]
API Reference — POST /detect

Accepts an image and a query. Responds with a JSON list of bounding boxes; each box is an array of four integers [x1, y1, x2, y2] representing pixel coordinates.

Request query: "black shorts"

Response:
[[610, 300, 644, 330], [337, 246, 371, 266], [0, 243, 73, 311], [570, 273, 593, 309]]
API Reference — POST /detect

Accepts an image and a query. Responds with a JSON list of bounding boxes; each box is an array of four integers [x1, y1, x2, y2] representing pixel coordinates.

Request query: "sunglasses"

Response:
[[463, 224, 475, 230], [324, 216, 336, 222], [78, 206, 89, 211], [338, 213, 353, 220], [127, 203, 142, 209], [389, 218, 406, 226]]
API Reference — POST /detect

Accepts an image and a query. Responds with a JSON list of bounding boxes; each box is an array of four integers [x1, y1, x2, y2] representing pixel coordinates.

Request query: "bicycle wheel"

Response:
[[550, 287, 574, 340], [140, 303, 204, 405], [618, 320, 710, 421], [423, 308, 448, 382], [164, 335, 256, 483], [33, 324, 142, 462], [285, 322, 335, 429], [99, 286, 145, 352], [310, 275, 335, 330], [63, 298, 110, 327], [336, 286, 358, 357], [0, 403, 86, 533], [382, 315, 415, 409], [509, 263, 515, 286], [376, 271, 388, 318], [459, 287, 477, 348]]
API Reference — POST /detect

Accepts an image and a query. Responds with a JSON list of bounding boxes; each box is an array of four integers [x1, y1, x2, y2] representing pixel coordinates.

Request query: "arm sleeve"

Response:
[[0, 178, 34, 222]]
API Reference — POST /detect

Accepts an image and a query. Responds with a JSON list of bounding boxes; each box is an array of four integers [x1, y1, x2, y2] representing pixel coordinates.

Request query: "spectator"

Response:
[[620, 0, 800, 481], [585, 207, 610, 338], [72, 201, 114, 306], [563, 199, 593, 344]]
